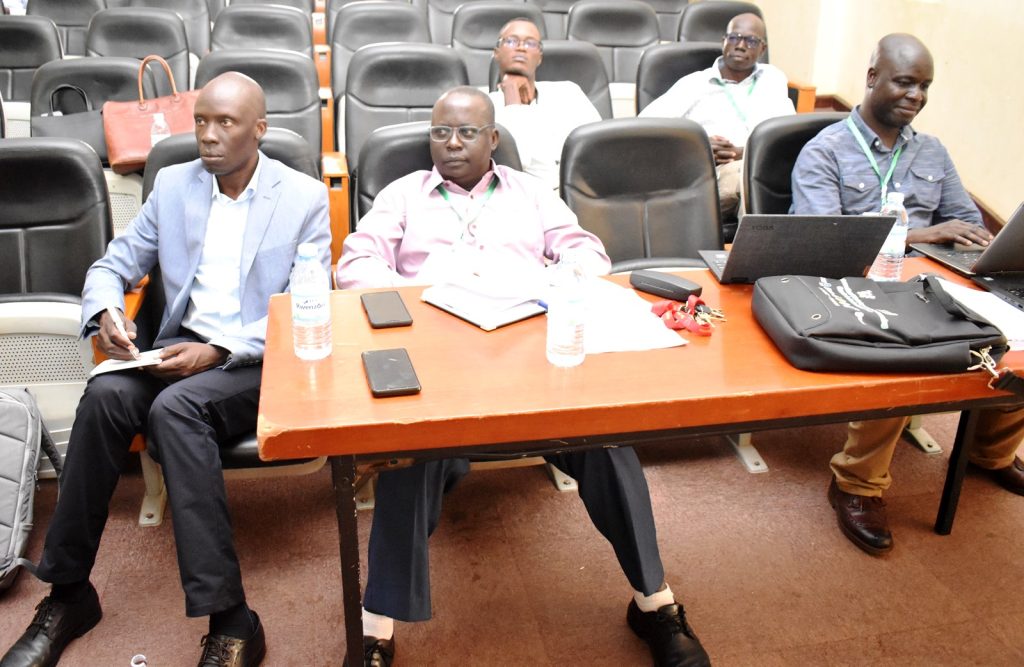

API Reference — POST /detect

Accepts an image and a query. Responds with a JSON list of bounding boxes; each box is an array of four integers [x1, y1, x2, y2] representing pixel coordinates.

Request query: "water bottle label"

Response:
[[292, 294, 330, 324]]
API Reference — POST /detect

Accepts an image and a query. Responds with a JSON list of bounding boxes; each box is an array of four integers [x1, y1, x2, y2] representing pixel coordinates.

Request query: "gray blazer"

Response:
[[81, 153, 331, 368]]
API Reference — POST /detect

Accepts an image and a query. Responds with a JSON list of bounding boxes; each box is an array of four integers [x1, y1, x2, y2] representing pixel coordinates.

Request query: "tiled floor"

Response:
[[2, 414, 1023, 666]]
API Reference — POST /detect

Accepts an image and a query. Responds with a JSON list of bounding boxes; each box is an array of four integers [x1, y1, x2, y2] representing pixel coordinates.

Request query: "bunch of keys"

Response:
[[651, 295, 726, 336]]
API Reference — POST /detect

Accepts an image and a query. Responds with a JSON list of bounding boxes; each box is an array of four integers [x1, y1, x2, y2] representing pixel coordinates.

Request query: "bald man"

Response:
[[339, 87, 710, 667], [1, 73, 331, 666], [640, 13, 794, 218], [791, 35, 1023, 556]]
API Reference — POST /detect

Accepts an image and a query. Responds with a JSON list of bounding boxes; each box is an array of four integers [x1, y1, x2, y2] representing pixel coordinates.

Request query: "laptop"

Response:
[[698, 214, 895, 284], [970, 273, 1024, 312], [910, 201, 1024, 276]]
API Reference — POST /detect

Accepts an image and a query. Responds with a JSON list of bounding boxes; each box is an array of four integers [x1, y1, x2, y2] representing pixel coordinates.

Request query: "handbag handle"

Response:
[[49, 84, 92, 114], [136, 54, 181, 110]]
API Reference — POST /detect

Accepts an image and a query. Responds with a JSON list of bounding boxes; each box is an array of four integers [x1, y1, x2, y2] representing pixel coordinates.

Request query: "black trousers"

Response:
[[363, 447, 666, 622], [36, 363, 262, 617]]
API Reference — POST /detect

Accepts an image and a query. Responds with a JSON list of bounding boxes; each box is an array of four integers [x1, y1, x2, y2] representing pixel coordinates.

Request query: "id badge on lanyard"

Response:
[[845, 116, 903, 206]]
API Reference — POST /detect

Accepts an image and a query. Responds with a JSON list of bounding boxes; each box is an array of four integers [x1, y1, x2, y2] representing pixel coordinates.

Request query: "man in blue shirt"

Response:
[[791, 34, 1024, 556]]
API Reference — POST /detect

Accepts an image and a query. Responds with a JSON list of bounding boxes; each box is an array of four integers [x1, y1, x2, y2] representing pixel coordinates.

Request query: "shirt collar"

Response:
[[709, 56, 763, 85], [427, 159, 503, 195], [211, 152, 262, 203], [850, 106, 916, 152]]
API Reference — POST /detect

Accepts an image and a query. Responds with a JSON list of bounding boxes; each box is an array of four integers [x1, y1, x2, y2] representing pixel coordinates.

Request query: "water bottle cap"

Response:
[[885, 191, 905, 205], [297, 242, 318, 259]]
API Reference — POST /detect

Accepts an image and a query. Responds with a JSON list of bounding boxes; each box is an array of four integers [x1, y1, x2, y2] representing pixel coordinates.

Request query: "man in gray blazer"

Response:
[[1, 73, 330, 667]]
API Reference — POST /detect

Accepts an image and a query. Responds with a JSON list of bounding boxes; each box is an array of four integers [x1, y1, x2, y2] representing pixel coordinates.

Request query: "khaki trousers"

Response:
[[832, 406, 1024, 497], [716, 159, 743, 218]]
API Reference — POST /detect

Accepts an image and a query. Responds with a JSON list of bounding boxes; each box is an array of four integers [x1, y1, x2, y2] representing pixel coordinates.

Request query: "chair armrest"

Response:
[[322, 151, 350, 265], [320, 86, 334, 154], [315, 44, 331, 89], [91, 276, 149, 363], [313, 8, 326, 46], [788, 79, 817, 113]]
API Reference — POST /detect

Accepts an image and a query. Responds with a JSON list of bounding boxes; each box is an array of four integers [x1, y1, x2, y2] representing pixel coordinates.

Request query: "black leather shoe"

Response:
[[197, 612, 266, 667], [970, 457, 1024, 496], [342, 636, 395, 667], [0, 583, 102, 667], [627, 599, 710, 667], [828, 478, 893, 555]]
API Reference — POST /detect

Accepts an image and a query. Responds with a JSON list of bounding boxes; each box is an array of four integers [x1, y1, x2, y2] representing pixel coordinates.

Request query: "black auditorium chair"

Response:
[[644, 0, 691, 42], [488, 40, 613, 119], [530, 0, 574, 40], [106, 0, 212, 62], [195, 49, 323, 158], [451, 1, 546, 87], [0, 93, 5, 138], [635, 42, 721, 115], [326, 0, 415, 49], [742, 112, 847, 215], [0, 15, 63, 137], [343, 42, 468, 168], [206, 0, 227, 21], [678, 0, 763, 48], [26, 0, 104, 57], [211, 3, 313, 57], [565, 0, 659, 84], [130, 127, 327, 527], [560, 118, 723, 272], [353, 120, 522, 222], [85, 8, 192, 94], [411, 0, 495, 46], [228, 0, 315, 12], [0, 137, 114, 476]]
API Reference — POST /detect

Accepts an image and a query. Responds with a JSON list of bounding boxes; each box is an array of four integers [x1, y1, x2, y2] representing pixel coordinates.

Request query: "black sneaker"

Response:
[[1, 583, 103, 667], [627, 599, 710, 667], [343, 636, 395, 667]]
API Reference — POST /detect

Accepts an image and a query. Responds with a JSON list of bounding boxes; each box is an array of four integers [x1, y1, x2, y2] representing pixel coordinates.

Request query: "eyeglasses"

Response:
[[495, 36, 542, 51], [724, 33, 764, 49], [428, 124, 494, 143]]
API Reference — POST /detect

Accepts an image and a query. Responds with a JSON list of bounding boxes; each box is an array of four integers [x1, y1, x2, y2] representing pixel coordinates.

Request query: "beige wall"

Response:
[[748, 0, 1023, 221]]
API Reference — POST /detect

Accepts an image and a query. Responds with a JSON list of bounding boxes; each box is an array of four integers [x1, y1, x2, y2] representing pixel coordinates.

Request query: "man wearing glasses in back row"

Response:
[[640, 13, 794, 219], [336, 86, 712, 667]]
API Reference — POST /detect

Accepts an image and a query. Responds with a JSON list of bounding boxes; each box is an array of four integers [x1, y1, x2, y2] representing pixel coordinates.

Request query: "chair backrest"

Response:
[[642, 0, 690, 42], [106, 0, 212, 58], [26, 0, 103, 57], [451, 1, 546, 87], [0, 92, 5, 138], [560, 118, 722, 270], [411, 0, 517, 46], [677, 1, 767, 61], [211, 4, 313, 58], [565, 0, 659, 84], [0, 137, 113, 296], [228, 0, 315, 12], [142, 127, 320, 201], [488, 39, 612, 120], [0, 16, 63, 103], [635, 42, 720, 114], [86, 8, 192, 94], [206, 0, 227, 21], [530, 0, 574, 39], [344, 43, 468, 167], [354, 120, 522, 222], [329, 0, 430, 97], [195, 49, 322, 154], [743, 112, 847, 215]]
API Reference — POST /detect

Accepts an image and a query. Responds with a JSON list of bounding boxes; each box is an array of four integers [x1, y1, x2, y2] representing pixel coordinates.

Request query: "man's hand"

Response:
[[97, 309, 139, 360], [709, 135, 742, 165], [498, 74, 534, 105], [147, 342, 228, 381], [906, 219, 993, 247]]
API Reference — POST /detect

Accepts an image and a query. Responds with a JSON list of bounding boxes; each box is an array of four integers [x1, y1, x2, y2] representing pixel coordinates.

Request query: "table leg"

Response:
[[935, 409, 978, 535], [331, 455, 364, 667]]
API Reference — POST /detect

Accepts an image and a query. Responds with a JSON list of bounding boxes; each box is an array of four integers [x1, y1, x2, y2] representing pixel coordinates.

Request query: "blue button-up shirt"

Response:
[[790, 107, 981, 230]]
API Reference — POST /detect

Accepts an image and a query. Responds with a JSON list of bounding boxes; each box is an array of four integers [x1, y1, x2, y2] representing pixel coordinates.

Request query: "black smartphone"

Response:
[[361, 348, 421, 397], [360, 291, 413, 328]]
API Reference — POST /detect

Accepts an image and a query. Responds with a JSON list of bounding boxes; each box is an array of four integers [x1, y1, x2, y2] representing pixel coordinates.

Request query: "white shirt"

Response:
[[181, 156, 263, 342], [489, 80, 602, 191], [639, 57, 794, 148]]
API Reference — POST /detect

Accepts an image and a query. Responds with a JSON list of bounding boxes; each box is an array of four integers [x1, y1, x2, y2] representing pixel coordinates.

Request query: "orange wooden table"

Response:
[[257, 258, 1022, 665]]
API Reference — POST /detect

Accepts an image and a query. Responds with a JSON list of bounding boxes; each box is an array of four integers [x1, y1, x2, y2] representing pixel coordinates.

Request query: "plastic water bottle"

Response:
[[545, 254, 586, 367], [150, 112, 171, 147], [290, 243, 332, 360], [868, 191, 910, 282]]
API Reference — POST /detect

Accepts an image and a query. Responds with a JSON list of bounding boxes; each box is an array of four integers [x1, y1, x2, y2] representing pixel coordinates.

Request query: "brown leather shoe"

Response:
[[197, 612, 266, 667], [828, 478, 893, 555], [970, 457, 1024, 496]]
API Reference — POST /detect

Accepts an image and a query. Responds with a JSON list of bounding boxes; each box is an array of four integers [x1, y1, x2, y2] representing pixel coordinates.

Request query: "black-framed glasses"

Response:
[[495, 36, 542, 51], [724, 33, 764, 49], [428, 124, 494, 143]]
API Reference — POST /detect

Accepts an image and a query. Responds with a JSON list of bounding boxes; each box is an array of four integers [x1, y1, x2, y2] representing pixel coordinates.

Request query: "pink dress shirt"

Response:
[[337, 163, 610, 288]]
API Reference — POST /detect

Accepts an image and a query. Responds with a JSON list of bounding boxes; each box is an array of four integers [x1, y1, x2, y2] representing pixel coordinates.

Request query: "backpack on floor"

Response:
[[0, 388, 62, 593]]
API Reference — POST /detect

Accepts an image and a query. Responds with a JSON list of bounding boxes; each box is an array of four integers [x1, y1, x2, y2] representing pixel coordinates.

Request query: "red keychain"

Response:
[[650, 300, 713, 335]]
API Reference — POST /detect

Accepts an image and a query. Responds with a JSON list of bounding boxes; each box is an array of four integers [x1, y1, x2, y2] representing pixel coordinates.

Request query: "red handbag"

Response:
[[102, 55, 201, 175]]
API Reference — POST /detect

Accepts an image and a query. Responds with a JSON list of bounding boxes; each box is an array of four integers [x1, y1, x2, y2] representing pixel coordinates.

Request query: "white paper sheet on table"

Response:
[[936, 277, 1024, 350], [582, 278, 686, 353]]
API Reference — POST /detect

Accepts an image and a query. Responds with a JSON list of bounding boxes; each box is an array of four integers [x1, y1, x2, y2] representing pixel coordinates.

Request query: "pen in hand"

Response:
[[105, 306, 140, 360]]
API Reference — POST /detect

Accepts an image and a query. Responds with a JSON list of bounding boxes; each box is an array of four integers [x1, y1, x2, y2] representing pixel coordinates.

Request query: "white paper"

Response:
[[582, 279, 686, 353], [89, 349, 163, 376], [936, 278, 1024, 350]]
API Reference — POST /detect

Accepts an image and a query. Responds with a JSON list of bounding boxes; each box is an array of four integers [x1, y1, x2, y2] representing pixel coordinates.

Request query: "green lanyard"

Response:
[[436, 175, 499, 241], [845, 116, 903, 205], [716, 75, 758, 125]]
